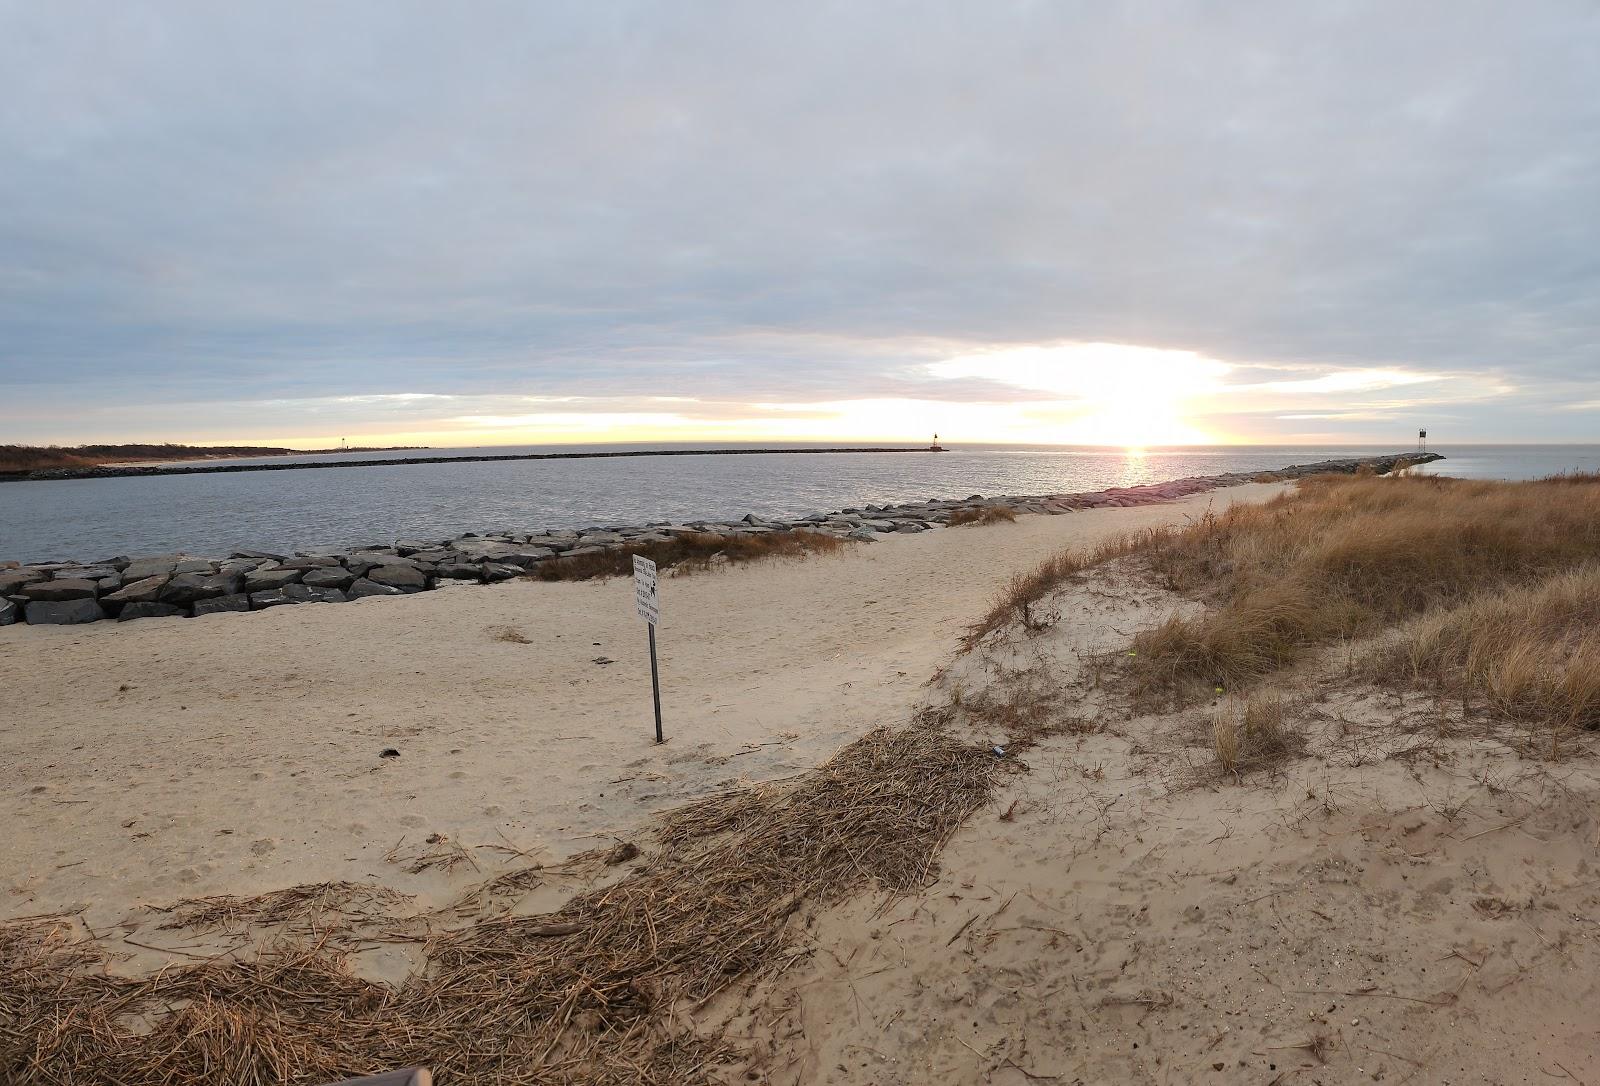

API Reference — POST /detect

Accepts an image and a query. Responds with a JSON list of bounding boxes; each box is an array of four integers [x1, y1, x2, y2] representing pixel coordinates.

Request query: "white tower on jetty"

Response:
[[1417, 428, 1427, 453]]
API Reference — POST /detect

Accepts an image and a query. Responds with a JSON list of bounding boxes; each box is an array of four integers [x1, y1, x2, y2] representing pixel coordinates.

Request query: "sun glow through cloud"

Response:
[[927, 343, 1231, 446]]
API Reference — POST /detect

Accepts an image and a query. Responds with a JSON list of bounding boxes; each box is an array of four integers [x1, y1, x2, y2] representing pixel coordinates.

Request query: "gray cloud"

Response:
[[1, 1, 1597, 441]]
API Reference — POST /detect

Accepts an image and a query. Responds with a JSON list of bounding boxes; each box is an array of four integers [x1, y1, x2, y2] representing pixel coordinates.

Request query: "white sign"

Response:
[[633, 554, 659, 625]]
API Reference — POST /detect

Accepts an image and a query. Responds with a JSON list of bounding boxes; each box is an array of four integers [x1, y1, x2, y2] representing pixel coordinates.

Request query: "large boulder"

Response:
[[283, 583, 348, 604], [394, 539, 439, 555], [278, 556, 341, 570], [26, 599, 106, 625], [433, 560, 482, 581], [497, 548, 556, 568], [230, 549, 285, 561], [53, 565, 120, 582], [159, 572, 242, 605], [244, 568, 302, 592], [348, 577, 405, 598], [22, 578, 99, 602], [366, 564, 426, 589], [480, 561, 523, 582], [249, 589, 297, 609], [118, 601, 187, 621], [102, 575, 170, 605], [0, 571, 46, 595], [193, 594, 251, 616], [122, 555, 182, 580], [172, 558, 218, 574], [0, 598, 17, 625], [302, 568, 355, 590]]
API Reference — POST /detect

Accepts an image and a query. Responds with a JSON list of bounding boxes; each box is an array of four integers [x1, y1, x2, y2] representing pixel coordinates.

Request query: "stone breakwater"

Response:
[[0, 453, 1438, 627]]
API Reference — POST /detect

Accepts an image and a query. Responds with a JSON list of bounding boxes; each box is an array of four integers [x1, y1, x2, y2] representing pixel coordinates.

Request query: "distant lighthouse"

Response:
[[929, 432, 946, 452], [1417, 428, 1427, 453]]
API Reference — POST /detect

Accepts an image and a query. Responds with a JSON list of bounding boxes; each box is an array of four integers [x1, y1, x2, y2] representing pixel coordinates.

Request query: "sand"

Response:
[[1, 482, 1285, 932], [713, 556, 1600, 1084]]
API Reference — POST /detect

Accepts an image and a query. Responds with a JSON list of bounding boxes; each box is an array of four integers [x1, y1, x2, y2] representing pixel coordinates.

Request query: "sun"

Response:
[[930, 341, 1228, 446]]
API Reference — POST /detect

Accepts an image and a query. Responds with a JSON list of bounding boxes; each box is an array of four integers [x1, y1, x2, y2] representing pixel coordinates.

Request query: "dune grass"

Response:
[[946, 505, 1017, 527], [1210, 693, 1303, 775], [1390, 565, 1600, 730], [1123, 473, 1600, 702], [527, 528, 850, 581]]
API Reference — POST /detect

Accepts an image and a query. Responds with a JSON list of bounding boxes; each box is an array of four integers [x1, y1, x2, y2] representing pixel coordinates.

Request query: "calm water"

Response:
[[1, 443, 1593, 564]]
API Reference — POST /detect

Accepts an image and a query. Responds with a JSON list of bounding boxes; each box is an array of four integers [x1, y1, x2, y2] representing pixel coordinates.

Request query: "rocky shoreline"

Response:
[[0, 453, 1438, 627]]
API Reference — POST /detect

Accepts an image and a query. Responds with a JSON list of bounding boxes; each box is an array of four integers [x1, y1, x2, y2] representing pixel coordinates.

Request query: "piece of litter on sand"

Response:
[[992, 745, 1007, 757], [592, 656, 615, 665], [379, 748, 400, 759]]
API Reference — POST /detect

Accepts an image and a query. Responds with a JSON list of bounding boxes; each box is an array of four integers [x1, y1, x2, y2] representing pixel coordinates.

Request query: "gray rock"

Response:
[[366, 564, 426, 589], [407, 548, 454, 564], [172, 558, 218, 574], [193, 593, 251, 616], [848, 528, 879, 542], [22, 578, 99, 602], [249, 589, 297, 608], [0, 571, 46, 595], [452, 539, 517, 559], [340, 555, 377, 577], [480, 561, 523, 582], [284, 583, 348, 604], [243, 568, 302, 592], [394, 539, 438, 555], [434, 560, 482, 580], [122, 555, 182, 580], [278, 556, 341, 570], [496, 548, 556, 568], [230, 549, 285, 561], [892, 522, 928, 533], [117, 601, 186, 621], [348, 577, 406, 598], [302, 568, 355, 590], [160, 572, 243, 605], [102, 575, 169, 605], [26, 599, 106, 624], [54, 565, 120, 581], [0, 598, 17, 625]]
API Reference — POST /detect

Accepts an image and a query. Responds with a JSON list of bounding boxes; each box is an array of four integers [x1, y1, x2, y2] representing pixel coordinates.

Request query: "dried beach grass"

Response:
[[2, 725, 1001, 1085], [947, 505, 1017, 528], [1127, 473, 1600, 692], [1210, 693, 1303, 777], [1390, 564, 1600, 730], [154, 882, 409, 933], [527, 528, 850, 582]]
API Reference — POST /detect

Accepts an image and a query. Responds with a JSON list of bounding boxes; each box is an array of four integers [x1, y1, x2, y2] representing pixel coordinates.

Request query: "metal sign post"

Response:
[[633, 555, 664, 744]]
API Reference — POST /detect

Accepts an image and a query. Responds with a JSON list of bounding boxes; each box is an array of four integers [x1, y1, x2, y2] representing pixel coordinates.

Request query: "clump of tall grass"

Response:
[[1389, 564, 1600, 730], [1129, 473, 1600, 693], [947, 505, 1018, 527], [527, 529, 850, 581], [1211, 693, 1302, 776]]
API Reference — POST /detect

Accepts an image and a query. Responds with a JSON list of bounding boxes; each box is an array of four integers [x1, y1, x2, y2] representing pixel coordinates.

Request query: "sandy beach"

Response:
[[2, 482, 1286, 933]]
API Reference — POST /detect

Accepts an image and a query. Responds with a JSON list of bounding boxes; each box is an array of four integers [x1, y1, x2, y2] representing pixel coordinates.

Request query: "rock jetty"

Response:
[[0, 453, 1439, 627]]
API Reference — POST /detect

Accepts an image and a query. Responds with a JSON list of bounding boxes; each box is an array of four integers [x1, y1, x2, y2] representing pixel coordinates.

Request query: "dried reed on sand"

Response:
[[2, 726, 1001, 1085]]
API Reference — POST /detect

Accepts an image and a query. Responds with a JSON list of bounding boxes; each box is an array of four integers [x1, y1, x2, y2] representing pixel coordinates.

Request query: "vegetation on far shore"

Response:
[[0, 443, 427, 473]]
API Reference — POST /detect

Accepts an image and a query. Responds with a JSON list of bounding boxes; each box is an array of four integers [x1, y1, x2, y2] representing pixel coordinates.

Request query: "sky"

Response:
[[2, 2, 1597, 449]]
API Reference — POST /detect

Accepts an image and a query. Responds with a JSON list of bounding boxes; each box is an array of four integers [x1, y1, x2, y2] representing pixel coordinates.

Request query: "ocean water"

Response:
[[0, 443, 1592, 564]]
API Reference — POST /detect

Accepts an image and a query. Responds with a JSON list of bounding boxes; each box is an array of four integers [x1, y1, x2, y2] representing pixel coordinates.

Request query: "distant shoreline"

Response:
[[2, 445, 944, 483]]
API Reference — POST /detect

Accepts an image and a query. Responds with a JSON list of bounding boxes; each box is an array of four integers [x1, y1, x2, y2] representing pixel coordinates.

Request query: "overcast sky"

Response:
[[2, 2, 1597, 447]]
